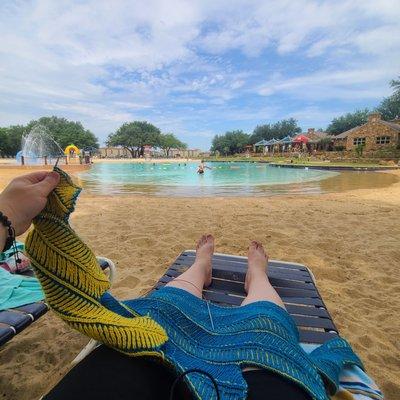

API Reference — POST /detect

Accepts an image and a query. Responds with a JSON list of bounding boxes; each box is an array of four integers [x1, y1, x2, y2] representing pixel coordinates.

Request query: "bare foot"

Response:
[[245, 241, 268, 293], [194, 234, 214, 286]]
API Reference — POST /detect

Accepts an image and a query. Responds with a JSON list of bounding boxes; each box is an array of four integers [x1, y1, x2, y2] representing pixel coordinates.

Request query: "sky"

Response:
[[0, 1, 399, 150]]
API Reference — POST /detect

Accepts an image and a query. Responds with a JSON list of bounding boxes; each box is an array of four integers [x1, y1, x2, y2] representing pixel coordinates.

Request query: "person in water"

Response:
[[197, 160, 211, 174], [0, 171, 376, 400]]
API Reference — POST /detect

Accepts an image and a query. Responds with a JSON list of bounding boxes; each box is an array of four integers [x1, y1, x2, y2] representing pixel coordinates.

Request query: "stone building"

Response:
[[335, 113, 400, 151], [169, 148, 201, 158], [99, 147, 130, 158]]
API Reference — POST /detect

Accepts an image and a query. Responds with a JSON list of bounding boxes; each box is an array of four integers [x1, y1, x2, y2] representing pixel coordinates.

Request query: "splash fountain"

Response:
[[19, 125, 64, 165]]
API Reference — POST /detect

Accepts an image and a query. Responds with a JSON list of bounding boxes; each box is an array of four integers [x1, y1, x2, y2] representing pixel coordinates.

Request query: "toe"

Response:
[[197, 236, 205, 248]]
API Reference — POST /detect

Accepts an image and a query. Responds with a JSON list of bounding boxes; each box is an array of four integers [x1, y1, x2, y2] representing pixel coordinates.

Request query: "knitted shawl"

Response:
[[25, 167, 364, 400]]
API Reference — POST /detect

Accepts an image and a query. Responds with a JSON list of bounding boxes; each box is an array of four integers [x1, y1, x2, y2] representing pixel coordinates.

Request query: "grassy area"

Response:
[[204, 155, 398, 168]]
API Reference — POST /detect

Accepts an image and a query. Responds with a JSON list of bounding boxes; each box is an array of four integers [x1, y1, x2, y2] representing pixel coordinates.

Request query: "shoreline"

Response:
[[268, 162, 400, 171], [0, 166, 399, 399], [92, 157, 200, 164]]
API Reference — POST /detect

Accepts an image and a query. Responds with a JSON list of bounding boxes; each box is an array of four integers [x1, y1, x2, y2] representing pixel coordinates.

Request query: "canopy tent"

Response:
[[254, 139, 269, 147], [277, 136, 294, 144]]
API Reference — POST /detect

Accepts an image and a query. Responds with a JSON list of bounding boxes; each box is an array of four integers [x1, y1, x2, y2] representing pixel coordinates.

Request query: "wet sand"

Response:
[[0, 165, 399, 399]]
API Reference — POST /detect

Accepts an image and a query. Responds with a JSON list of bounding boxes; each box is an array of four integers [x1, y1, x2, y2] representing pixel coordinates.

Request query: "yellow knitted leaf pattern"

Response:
[[25, 167, 167, 354]]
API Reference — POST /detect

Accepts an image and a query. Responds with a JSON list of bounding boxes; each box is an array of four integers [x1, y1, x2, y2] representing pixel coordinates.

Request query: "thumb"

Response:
[[37, 171, 60, 195]]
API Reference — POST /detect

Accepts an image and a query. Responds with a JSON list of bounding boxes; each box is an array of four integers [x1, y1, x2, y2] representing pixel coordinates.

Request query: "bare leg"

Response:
[[165, 234, 214, 299], [241, 241, 285, 309]]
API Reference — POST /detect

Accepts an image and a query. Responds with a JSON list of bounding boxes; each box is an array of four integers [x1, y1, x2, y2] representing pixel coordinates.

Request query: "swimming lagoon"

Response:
[[77, 161, 351, 196]]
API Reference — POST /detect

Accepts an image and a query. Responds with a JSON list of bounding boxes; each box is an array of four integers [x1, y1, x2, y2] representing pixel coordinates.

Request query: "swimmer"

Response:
[[197, 160, 211, 174]]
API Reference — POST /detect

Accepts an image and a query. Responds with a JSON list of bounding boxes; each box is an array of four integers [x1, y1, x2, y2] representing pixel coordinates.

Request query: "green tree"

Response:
[[249, 118, 301, 144], [211, 130, 250, 155], [0, 125, 26, 157], [376, 77, 400, 120], [25, 116, 98, 150], [159, 133, 187, 157], [326, 109, 370, 135], [390, 76, 400, 93], [0, 128, 8, 157], [376, 95, 400, 120], [107, 121, 161, 158]]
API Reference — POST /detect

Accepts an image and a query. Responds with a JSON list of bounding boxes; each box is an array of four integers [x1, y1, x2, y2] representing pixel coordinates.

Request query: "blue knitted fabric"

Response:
[[100, 287, 363, 400]]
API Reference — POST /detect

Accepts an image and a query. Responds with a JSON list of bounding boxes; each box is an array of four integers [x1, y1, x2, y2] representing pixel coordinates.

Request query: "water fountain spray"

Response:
[[20, 125, 64, 165]]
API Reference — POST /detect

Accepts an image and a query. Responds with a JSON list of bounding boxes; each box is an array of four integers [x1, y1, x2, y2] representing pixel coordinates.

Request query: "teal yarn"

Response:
[[100, 287, 364, 400]]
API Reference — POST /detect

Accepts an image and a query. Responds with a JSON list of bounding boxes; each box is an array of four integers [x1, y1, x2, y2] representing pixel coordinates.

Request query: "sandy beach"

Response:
[[0, 164, 399, 399]]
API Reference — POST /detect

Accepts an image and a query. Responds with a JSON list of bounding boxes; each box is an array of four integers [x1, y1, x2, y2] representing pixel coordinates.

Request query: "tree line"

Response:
[[211, 76, 400, 155], [0, 117, 187, 158], [0, 116, 99, 157]]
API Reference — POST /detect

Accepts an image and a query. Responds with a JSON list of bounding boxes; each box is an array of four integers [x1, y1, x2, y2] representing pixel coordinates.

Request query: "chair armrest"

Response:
[[96, 257, 117, 285]]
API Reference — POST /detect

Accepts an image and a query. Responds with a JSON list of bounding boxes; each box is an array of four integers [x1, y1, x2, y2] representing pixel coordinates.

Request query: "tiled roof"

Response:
[[334, 126, 361, 139], [380, 120, 400, 132], [305, 131, 328, 138]]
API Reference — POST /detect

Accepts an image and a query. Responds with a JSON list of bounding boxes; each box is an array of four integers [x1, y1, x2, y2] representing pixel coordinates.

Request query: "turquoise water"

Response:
[[78, 162, 339, 196]]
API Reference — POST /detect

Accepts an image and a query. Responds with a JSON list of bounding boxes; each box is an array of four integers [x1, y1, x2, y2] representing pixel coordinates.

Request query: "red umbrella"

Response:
[[293, 135, 309, 144]]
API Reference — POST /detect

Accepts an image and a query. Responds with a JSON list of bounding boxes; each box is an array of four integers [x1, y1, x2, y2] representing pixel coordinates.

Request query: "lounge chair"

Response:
[[43, 250, 342, 399], [155, 251, 338, 344], [0, 257, 114, 347]]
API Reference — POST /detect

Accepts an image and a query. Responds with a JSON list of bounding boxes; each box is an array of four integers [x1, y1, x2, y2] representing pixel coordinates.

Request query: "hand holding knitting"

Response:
[[0, 171, 60, 236]]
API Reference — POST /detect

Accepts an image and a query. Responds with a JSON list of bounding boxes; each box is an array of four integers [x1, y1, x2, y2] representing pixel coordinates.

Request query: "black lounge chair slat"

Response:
[[203, 290, 244, 305], [0, 324, 15, 346], [0, 310, 32, 332], [159, 251, 338, 344], [292, 315, 336, 330], [298, 330, 338, 343], [12, 302, 49, 319], [281, 297, 324, 306], [284, 304, 329, 318]]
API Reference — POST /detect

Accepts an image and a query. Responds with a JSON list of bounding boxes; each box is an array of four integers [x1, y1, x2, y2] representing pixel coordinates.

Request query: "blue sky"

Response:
[[0, 1, 399, 150]]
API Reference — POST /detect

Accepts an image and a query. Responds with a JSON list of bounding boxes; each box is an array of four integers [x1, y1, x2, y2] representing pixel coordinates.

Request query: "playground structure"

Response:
[[64, 144, 80, 159]]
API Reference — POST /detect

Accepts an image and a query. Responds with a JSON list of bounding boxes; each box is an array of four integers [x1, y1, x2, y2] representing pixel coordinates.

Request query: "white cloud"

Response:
[[257, 64, 399, 100]]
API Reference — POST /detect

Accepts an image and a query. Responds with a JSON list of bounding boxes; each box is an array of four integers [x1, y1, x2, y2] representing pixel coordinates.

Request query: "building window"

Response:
[[353, 137, 366, 146], [376, 136, 390, 145]]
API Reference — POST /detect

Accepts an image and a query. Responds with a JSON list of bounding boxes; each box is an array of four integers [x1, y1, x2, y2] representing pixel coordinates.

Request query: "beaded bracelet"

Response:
[[0, 211, 22, 263]]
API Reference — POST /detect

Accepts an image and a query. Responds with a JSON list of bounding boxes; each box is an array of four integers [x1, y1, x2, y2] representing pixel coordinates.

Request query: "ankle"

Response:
[[246, 269, 266, 283]]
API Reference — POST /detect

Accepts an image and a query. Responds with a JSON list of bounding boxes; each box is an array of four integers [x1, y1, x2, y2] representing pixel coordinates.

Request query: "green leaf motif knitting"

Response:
[[25, 167, 168, 355]]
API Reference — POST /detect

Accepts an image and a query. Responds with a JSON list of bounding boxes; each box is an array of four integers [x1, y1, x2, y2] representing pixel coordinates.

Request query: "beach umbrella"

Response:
[[293, 135, 309, 144]]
